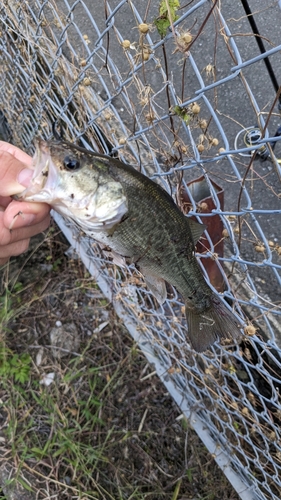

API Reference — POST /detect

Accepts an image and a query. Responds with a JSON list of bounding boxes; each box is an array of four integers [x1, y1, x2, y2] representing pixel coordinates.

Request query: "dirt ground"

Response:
[[0, 223, 239, 500]]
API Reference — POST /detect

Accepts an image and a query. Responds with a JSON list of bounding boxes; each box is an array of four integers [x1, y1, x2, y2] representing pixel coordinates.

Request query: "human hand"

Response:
[[0, 141, 50, 266]]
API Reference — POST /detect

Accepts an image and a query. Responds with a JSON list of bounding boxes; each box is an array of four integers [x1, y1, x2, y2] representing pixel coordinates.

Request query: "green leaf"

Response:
[[173, 105, 191, 124], [155, 0, 180, 37], [17, 476, 34, 492]]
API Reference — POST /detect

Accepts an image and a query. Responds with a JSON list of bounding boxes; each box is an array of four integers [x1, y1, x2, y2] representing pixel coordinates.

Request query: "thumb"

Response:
[[0, 150, 33, 197]]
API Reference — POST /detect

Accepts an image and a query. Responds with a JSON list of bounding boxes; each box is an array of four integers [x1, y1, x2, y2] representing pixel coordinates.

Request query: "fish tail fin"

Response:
[[185, 294, 242, 352]]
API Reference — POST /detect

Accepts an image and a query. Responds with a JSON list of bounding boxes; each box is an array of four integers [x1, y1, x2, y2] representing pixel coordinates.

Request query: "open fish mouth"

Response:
[[14, 140, 61, 203]]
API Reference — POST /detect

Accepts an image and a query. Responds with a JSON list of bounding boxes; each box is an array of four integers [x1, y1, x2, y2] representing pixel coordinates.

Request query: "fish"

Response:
[[14, 139, 242, 351]]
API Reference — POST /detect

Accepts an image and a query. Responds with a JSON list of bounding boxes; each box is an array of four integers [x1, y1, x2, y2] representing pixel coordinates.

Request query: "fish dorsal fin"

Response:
[[188, 219, 206, 244]]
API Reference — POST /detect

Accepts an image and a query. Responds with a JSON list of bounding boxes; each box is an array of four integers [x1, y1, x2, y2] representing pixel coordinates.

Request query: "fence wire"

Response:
[[0, 0, 281, 498]]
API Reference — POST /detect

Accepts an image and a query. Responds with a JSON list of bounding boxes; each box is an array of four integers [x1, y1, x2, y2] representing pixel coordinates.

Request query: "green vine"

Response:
[[154, 0, 180, 37]]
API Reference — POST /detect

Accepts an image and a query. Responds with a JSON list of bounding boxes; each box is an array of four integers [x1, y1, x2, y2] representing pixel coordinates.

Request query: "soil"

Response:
[[0, 222, 239, 500]]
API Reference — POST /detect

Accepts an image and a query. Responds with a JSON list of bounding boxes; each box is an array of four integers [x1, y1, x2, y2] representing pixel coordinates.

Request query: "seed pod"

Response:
[[197, 144, 204, 153], [142, 49, 150, 61], [211, 138, 219, 146], [138, 23, 149, 34], [83, 77, 91, 86], [222, 229, 229, 238], [122, 40, 131, 49], [199, 119, 208, 129], [199, 202, 208, 211], [145, 112, 155, 123], [255, 245, 265, 253], [181, 32, 192, 44], [244, 324, 256, 336], [192, 103, 200, 114]]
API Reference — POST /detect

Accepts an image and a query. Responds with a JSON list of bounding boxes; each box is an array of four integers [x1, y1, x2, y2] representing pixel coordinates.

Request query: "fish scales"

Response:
[[103, 160, 211, 309], [14, 139, 243, 351]]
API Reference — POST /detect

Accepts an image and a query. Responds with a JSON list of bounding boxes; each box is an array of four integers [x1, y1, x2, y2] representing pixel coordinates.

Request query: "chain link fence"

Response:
[[1, 0, 281, 498]]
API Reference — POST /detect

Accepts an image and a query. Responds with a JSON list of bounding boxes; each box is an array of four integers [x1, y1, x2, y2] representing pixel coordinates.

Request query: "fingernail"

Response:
[[17, 168, 34, 186], [9, 212, 36, 230]]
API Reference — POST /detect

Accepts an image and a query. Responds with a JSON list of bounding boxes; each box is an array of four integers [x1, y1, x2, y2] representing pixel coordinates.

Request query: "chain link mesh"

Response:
[[1, 1, 281, 498]]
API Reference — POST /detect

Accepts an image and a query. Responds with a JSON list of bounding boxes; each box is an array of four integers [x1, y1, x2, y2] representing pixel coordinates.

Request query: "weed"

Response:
[[0, 343, 31, 384]]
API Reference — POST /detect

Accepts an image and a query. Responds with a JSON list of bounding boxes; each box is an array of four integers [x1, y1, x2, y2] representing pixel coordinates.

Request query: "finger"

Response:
[[3, 200, 50, 231], [0, 141, 32, 164], [0, 196, 14, 209], [0, 150, 34, 197], [0, 257, 9, 266], [0, 238, 30, 262], [0, 213, 50, 246]]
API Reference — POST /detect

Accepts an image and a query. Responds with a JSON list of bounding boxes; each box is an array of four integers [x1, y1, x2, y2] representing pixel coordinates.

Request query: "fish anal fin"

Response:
[[188, 218, 206, 244], [140, 268, 167, 305]]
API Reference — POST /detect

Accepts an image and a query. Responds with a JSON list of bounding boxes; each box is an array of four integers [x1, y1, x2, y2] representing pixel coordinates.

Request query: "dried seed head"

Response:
[[255, 245, 265, 253], [211, 138, 219, 146], [138, 23, 149, 34], [199, 119, 208, 130], [83, 77, 91, 86], [197, 144, 205, 153], [83, 34, 89, 40], [219, 147, 225, 154], [247, 392, 256, 405], [145, 112, 155, 123], [276, 245, 281, 255], [181, 32, 192, 44], [204, 63, 215, 77], [268, 431, 276, 441], [268, 240, 275, 247], [119, 137, 126, 145], [104, 113, 111, 121], [244, 324, 257, 336], [80, 59, 87, 67], [121, 39, 131, 49], [199, 202, 208, 211], [142, 49, 150, 61], [191, 103, 200, 114], [222, 229, 229, 238]]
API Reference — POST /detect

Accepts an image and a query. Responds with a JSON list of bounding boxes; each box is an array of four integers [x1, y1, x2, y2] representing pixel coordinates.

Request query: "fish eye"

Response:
[[63, 155, 81, 171]]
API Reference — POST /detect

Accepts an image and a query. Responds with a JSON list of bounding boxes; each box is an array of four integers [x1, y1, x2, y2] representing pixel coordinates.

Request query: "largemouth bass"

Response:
[[15, 139, 242, 351]]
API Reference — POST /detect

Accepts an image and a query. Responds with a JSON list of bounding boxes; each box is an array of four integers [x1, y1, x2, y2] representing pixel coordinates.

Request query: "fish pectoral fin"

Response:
[[188, 219, 206, 244], [103, 249, 127, 267], [140, 268, 167, 305]]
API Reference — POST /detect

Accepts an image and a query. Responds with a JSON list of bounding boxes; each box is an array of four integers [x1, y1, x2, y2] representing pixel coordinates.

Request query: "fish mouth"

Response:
[[14, 139, 59, 202]]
